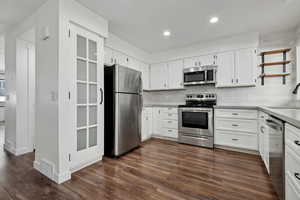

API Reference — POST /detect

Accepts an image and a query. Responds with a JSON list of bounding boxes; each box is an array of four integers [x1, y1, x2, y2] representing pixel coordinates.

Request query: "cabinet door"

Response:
[[216, 51, 235, 87], [258, 122, 265, 159], [150, 63, 168, 90], [142, 109, 149, 141], [198, 54, 216, 66], [114, 51, 126, 66], [264, 127, 270, 174], [235, 48, 256, 86], [141, 62, 150, 90], [104, 47, 114, 66], [152, 108, 162, 134], [183, 57, 200, 68], [130, 58, 140, 72], [168, 60, 184, 89]]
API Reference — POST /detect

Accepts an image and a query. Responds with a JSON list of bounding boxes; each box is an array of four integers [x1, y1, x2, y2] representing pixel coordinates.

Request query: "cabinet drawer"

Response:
[[215, 118, 257, 133], [162, 120, 178, 129], [286, 172, 300, 200], [215, 109, 258, 119], [215, 130, 258, 150], [162, 128, 178, 138], [286, 146, 300, 184], [162, 107, 178, 114], [286, 123, 300, 157], [161, 112, 178, 120]]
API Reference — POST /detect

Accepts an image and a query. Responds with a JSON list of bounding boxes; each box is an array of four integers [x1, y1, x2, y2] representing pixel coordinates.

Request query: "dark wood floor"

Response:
[[0, 139, 278, 200]]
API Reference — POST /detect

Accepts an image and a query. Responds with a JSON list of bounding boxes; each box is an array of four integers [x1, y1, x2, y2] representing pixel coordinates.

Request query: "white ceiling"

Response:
[[77, 0, 300, 53], [0, 0, 47, 33], [1, 0, 300, 53]]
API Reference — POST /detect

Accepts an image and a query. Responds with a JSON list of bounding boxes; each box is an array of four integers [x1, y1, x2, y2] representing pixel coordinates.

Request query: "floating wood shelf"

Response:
[[260, 73, 290, 78], [259, 48, 291, 56], [259, 48, 291, 85], [259, 61, 291, 67]]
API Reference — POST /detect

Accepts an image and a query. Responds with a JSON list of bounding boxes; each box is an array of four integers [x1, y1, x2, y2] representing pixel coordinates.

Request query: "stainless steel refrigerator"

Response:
[[104, 64, 142, 157]]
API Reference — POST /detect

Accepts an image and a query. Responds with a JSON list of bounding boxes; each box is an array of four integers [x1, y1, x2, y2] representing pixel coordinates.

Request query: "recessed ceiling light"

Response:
[[163, 30, 171, 37], [210, 17, 219, 24]]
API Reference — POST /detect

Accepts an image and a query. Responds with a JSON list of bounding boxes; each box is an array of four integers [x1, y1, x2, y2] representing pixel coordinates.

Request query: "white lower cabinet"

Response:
[[258, 111, 270, 173], [215, 130, 258, 150], [214, 109, 258, 151], [142, 108, 153, 141], [152, 107, 178, 139], [285, 123, 300, 199]]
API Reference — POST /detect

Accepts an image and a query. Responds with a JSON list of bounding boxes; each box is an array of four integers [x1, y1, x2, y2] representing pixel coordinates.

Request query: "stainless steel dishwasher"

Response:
[[266, 116, 285, 200]]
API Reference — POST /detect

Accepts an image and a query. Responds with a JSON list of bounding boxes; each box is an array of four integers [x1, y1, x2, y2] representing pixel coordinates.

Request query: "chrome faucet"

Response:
[[292, 83, 300, 94]]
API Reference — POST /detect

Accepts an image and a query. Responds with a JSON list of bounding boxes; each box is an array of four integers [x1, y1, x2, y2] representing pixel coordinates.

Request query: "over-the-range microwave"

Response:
[[183, 66, 217, 86]]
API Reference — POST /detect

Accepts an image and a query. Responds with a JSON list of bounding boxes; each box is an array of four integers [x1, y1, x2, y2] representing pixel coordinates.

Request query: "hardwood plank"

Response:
[[0, 139, 279, 200]]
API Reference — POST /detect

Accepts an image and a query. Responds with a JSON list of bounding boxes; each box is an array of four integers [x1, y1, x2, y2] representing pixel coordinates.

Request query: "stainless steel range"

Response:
[[178, 93, 216, 148]]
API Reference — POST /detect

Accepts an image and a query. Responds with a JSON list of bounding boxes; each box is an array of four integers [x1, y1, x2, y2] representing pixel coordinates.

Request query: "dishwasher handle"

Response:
[[266, 118, 283, 131]]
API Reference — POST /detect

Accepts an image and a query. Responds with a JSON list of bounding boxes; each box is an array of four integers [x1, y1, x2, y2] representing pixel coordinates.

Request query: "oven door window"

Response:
[[206, 70, 214, 82], [184, 71, 205, 83], [182, 112, 208, 129]]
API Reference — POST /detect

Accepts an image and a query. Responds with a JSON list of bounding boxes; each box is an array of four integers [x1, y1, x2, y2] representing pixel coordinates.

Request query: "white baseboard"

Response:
[[4, 143, 16, 155], [34, 159, 71, 184], [4, 140, 32, 156], [53, 170, 71, 184], [70, 155, 102, 173]]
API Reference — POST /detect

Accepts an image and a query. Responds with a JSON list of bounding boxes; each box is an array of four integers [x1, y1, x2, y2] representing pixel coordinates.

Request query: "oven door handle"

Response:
[[198, 137, 209, 141], [179, 109, 213, 112]]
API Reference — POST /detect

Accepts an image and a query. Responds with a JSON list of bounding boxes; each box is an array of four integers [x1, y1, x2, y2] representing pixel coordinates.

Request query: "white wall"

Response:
[[34, 0, 60, 183], [144, 31, 298, 106]]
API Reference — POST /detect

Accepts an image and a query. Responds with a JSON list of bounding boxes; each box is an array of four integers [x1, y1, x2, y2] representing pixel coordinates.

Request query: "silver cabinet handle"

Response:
[[168, 114, 172, 116], [260, 126, 264, 133], [236, 79, 239, 83], [232, 138, 239, 141], [232, 79, 234, 83], [232, 113, 239, 116], [168, 130, 172, 132], [168, 121, 172, 123], [295, 141, 300, 146], [232, 124, 239, 127]]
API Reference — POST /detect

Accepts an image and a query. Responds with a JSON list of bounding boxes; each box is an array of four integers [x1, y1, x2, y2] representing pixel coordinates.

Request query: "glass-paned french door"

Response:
[[76, 35, 98, 150], [71, 24, 104, 171]]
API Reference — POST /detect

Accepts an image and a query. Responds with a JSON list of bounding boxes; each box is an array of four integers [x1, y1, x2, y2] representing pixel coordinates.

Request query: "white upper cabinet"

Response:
[[235, 48, 257, 86], [141, 62, 150, 90], [150, 63, 168, 90], [168, 60, 184, 89], [104, 47, 115, 66], [184, 54, 216, 68], [216, 51, 235, 87], [216, 48, 257, 88], [183, 57, 195, 68], [198, 54, 216, 66]]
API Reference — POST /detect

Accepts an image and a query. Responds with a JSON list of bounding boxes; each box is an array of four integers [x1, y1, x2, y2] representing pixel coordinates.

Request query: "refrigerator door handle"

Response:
[[100, 88, 104, 105]]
